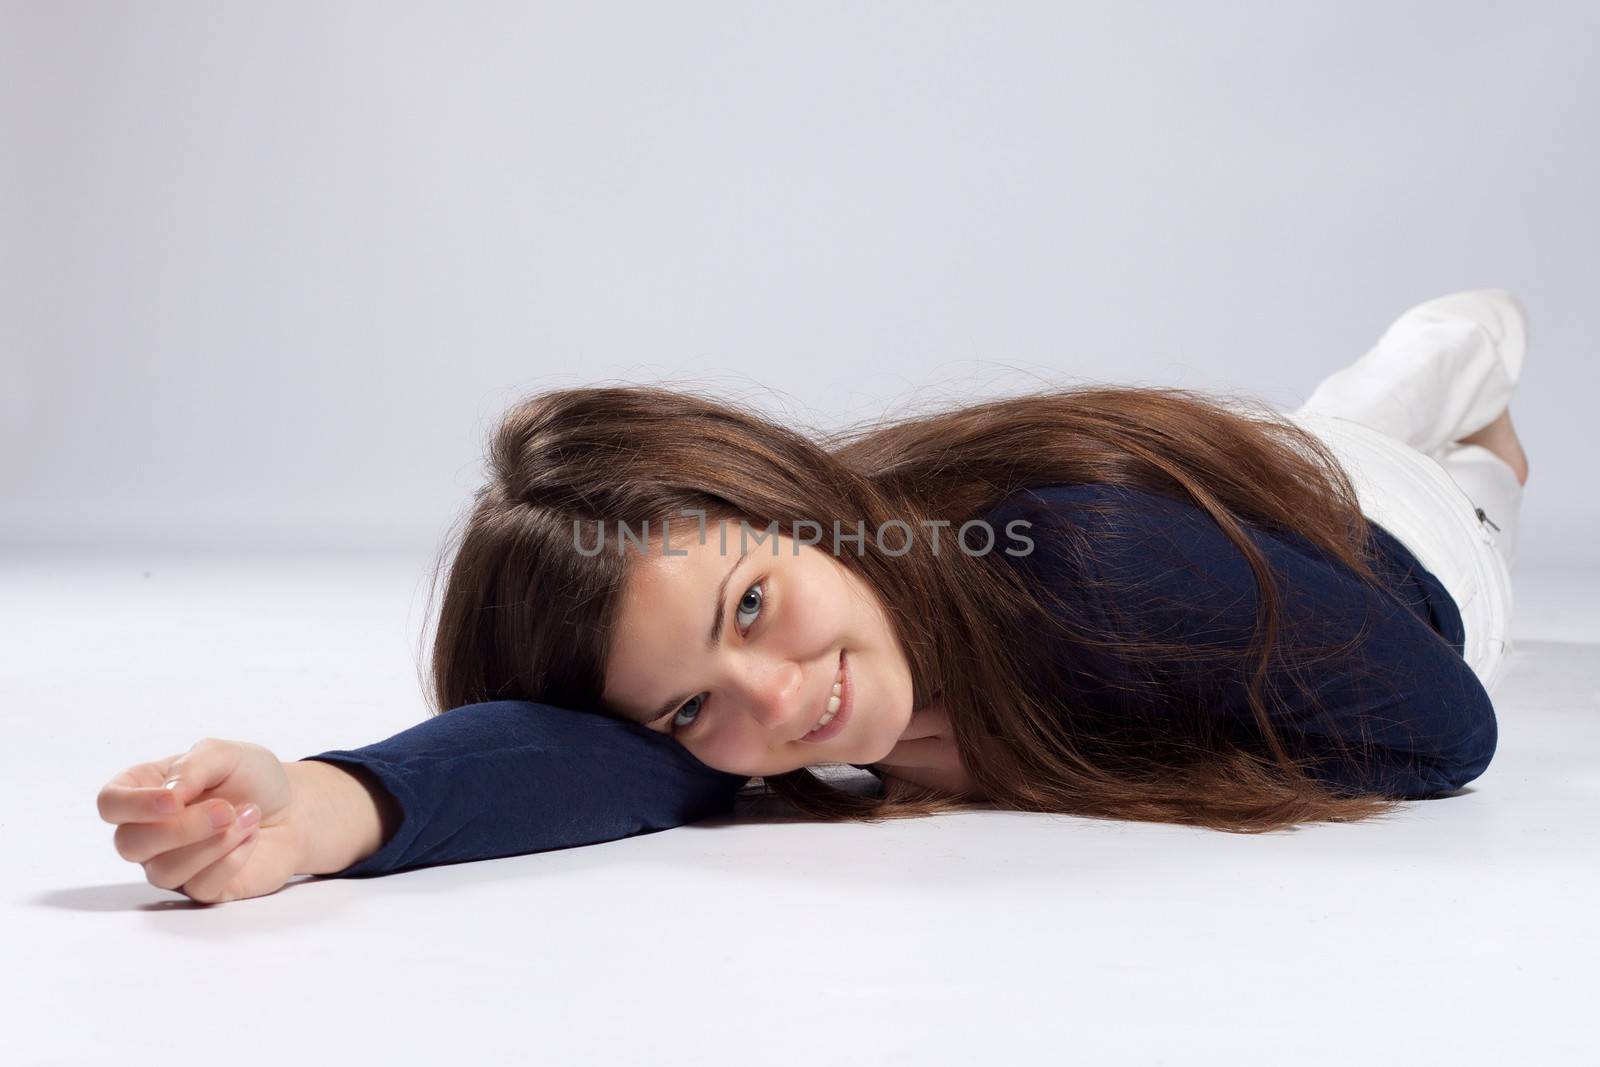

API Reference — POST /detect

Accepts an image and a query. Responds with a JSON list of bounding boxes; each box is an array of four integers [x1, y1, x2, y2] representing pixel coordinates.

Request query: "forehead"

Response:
[[620, 536, 722, 613], [602, 521, 763, 712]]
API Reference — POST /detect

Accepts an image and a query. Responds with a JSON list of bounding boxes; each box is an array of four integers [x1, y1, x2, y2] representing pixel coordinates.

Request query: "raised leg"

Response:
[[1455, 407, 1529, 487], [1295, 289, 1527, 458]]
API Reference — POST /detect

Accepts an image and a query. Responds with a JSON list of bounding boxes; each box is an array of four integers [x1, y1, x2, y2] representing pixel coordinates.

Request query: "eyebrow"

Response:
[[633, 547, 752, 726]]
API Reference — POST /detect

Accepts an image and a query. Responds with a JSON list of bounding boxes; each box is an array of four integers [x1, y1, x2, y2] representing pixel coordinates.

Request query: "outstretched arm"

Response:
[[297, 699, 750, 877]]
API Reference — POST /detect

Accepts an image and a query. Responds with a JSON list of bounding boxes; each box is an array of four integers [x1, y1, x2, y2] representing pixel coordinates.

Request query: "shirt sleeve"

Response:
[[298, 700, 750, 878], [987, 483, 1498, 798]]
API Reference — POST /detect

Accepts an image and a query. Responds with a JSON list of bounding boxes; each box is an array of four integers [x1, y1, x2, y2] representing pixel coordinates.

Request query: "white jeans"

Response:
[[1273, 290, 1526, 697]]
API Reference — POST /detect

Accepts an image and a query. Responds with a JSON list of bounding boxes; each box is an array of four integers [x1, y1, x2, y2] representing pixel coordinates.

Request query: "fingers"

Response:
[[181, 832, 264, 904], [96, 754, 189, 824], [149, 738, 245, 809], [140, 806, 262, 892], [113, 797, 255, 865]]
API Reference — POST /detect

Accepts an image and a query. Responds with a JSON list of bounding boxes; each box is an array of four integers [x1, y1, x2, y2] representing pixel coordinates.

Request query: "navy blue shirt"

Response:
[[980, 484, 1494, 796], [303, 483, 1496, 878]]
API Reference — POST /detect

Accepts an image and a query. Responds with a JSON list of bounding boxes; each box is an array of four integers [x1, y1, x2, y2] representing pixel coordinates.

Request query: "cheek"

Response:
[[786, 575, 850, 646], [693, 720, 768, 773]]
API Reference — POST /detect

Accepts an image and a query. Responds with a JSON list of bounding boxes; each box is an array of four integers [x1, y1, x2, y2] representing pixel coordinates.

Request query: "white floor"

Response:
[[3, 550, 1596, 1065]]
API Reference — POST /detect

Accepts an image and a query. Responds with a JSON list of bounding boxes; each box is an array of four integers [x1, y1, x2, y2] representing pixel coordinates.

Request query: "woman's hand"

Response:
[[97, 738, 303, 904], [875, 702, 988, 801]]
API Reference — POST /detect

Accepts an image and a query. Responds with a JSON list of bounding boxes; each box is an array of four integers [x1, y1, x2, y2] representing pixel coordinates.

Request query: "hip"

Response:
[[1275, 409, 1513, 696]]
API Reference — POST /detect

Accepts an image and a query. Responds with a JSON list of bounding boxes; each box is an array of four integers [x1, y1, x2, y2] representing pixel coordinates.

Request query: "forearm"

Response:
[[294, 700, 748, 877], [285, 758, 397, 876]]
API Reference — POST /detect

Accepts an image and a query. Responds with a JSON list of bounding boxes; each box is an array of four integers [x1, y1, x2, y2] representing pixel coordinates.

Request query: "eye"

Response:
[[667, 579, 767, 734], [734, 579, 765, 632], [668, 693, 706, 732]]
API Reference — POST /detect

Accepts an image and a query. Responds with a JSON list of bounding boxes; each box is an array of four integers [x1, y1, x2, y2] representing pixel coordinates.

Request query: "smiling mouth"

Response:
[[799, 649, 850, 742]]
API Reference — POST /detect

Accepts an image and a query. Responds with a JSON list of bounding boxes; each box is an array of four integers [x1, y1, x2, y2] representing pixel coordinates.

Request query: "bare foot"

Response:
[[1456, 408, 1529, 486]]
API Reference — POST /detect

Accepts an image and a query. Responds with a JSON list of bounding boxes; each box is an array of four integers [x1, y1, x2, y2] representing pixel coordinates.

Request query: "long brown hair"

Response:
[[424, 381, 1419, 832]]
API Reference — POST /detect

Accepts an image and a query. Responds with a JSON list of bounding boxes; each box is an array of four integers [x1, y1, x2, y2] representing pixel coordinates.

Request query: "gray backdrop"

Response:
[[4, 0, 1594, 561]]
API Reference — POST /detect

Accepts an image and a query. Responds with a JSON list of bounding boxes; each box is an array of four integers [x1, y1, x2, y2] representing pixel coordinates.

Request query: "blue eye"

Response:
[[670, 693, 705, 731], [669, 579, 766, 733], [735, 580, 765, 630]]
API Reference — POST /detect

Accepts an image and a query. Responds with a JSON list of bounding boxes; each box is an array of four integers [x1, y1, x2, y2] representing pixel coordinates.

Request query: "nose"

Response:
[[739, 658, 809, 733]]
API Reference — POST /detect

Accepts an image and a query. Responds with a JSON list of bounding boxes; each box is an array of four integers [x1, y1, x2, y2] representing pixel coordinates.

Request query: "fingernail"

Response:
[[208, 802, 235, 829], [162, 776, 181, 792], [236, 804, 260, 829], [154, 792, 179, 815]]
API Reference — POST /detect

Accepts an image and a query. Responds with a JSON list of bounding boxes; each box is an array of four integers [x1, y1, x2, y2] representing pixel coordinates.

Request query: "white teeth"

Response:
[[807, 665, 846, 734]]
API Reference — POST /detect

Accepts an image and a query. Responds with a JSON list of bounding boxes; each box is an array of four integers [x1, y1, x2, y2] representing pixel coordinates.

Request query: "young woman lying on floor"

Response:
[[97, 288, 1531, 904]]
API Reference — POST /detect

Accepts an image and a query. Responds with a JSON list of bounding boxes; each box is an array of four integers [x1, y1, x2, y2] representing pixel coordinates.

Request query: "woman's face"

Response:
[[602, 519, 916, 777]]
